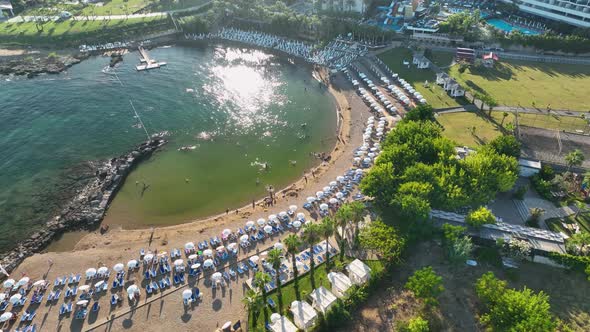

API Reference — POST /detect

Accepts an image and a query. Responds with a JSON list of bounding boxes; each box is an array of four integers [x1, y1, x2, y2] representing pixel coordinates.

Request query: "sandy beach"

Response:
[[5, 71, 378, 332]]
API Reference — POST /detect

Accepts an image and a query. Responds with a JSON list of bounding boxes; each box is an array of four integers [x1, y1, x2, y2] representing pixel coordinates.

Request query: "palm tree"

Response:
[[319, 217, 335, 266], [565, 149, 585, 171], [501, 111, 509, 126], [348, 201, 366, 243], [253, 271, 271, 322], [267, 248, 283, 311], [335, 203, 353, 260], [284, 234, 302, 279], [242, 289, 263, 327], [302, 223, 320, 289]]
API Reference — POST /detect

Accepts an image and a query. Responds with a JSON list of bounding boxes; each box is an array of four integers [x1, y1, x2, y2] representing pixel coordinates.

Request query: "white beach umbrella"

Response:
[[203, 249, 213, 257], [240, 235, 249, 243], [33, 280, 46, 287], [316, 191, 324, 198], [188, 254, 198, 260], [191, 263, 201, 270], [322, 186, 331, 192], [97, 267, 109, 275], [320, 203, 329, 210], [127, 260, 138, 269], [144, 253, 154, 262], [86, 268, 97, 278], [264, 225, 273, 234], [3, 279, 15, 288], [355, 169, 364, 175], [329, 181, 337, 187], [216, 245, 225, 252], [126, 284, 139, 300], [289, 205, 297, 212], [222, 228, 232, 236], [174, 259, 184, 267], [227, 243, 238, 250], [306, 196, 316, 203], [268, 214, 277, 221], [246, 220, 255, 228], [336, 176, 344, 182], [329, 198, 338, 204], [203, 259, 214, 268], [9, 294, 22, 304], [113, 264, 124, 272], [17, 277, 29, 286], [222, 321, 232, 330], [293, 220, 302, 228], [78, 285, 90, 292], [274, 243, 284, 251], [77, 299, 89, 306], [278, 211, 288, 218], [94, 280, 105, 288], [336, 192, 344, 199], [211, 272, 222, 281], [182, 289, 193, 299], [250, 256, 260, 264], [0, 312, 13, 322], [185, 242, 195, 250], [257, 218, 266, 226], [297, 212, 305, 220]]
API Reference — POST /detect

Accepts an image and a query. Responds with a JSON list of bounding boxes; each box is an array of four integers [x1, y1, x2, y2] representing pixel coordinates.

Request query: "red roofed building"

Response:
[[483, 52, 499, 67]]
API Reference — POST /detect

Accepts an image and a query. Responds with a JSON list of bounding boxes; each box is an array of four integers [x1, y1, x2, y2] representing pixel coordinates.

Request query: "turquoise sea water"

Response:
[[0, 45, 336, 250]]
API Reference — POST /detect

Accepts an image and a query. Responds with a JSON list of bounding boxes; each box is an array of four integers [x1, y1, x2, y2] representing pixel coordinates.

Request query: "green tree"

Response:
[[405, 266, 444, 305], [475, 271, 507, 304], [566, 232, 590, 255], [442, 224, 466, 244], [302, 223, 320, 289], [408, 316, 430, 332], [358, 219, 405, 263], [267, 248, 284, 310], [242, 289, 263, 327], [565, 149, 585, 170], [488, 135, 521, 158], [466, 207, 497, 228], [253, 271, 272, 322], [404, 104, 435, 122], [501, 111, 510, 126], [319, 217, 335, 266]]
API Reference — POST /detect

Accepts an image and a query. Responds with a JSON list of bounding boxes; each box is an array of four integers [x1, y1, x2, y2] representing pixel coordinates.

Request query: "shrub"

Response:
[[513, 185, 527, 200], [466, 207, 497, 228], [405, 267, 444, 305], [531, 175, 552, 200], [408, 316, 430, 332], [539, 165, 555, 181]]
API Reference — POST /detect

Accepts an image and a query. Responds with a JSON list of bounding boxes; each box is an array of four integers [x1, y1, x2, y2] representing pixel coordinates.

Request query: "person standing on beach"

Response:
[[226, 208, 229, 215], [252, 200, 255, 209]]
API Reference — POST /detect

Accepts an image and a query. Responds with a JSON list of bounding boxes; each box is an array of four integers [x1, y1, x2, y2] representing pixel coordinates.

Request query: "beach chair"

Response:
[[316, 256, 324, 263], [267, 298, 276, 309], [146, 285, 153, 295], [110, 295, 118, 306], [54, 289, 61, 300], [173, 275, 180, 285], [112, 279, 119, 289], [149, 269, 157, 278], [59, 304, 67, 315], [194, 288, 201, 300], [71, 286, 78, 296], [151, 281, 159, 291], [144, 271, 151, 280], [237, 265, 244, 274], [303, 264, 310, 272], [66, 302, 73, 313], [21, 311, 29, 322], [102, 283, 108, 292], [229, 269, 237, 278], [159, 265, 166, 275], [209, 238, 216, 246], [222, 272, 230, 281], [92, 302, 99, 312], [46, 292, 54, 302], [179, 274, 185, 283], [165, 277, 171, 287], [74, 274, 81, 283], [27, 311, 36, 322], [54, 278, 61, 287]]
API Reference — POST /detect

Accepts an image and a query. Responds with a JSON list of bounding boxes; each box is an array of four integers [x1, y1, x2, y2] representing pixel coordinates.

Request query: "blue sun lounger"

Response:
[[267, 298, 276, 309], [110, 295, 118, 305]]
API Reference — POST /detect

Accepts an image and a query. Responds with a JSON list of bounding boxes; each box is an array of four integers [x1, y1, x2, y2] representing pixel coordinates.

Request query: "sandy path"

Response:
[[7, 73, 373, 332]]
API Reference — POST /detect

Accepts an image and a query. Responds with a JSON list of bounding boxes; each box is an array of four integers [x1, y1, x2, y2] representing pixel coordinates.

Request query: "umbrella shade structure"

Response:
[[319, 203, 329, 210], [185, 242, 195, 250], [315, 191, 324, 198], [278, 211, 287, 218], [191, 263, 201, 270], [3, 279, 15, 288], [322, 186, 331, 192], [17, 277, 30, 286], [211, 272, 222, 280], [86, 268, 97, 278], [268, 214, 277, 221], [173, 259, 184, 267], [296, 213, 305, 220], [222, 321, 232, 330], [222, 229, 232, 236], [182, 289, 193, 299], [329, 198, 338, 204], [203, 259, 214, 268], [33, 280, 46, 287], [126, 284, 139, 300], [240, 235, 249, 243], [0, 312, 13, 322], [264, 225, 273, 234], [188, 254, 198, 260], [336, 192, 344, 199], [113, 264, 124, 272], [94, 281, 105, 288], [127, 260, 138, 269], [227, 243, 238, 250], [246, 221, 255, 228], [274, 243, 284, 250], [78, 285, 90, 292], [306, 196, 316, 203], [216, 245, 225, 252], [293, 220, 302, 228], [257, 218, 266, 226], [76, 300, 89, 306], [9, 294, 22, 304], [289, 205, 297, 212], [144, 253, 154, 262], [249, 256, 260, 264], [336, 176, 344, 182], [203, 249, 213, 257], [96, 266, 108, 275]]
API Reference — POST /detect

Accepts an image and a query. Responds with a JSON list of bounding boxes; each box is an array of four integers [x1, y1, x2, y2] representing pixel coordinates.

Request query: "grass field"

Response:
[[428, 50, 454, 68], [447, 60, 590, 111], [436, 111, 503, 147], [546, 212, 590, 235], [22, 0, 209, 16], [491, 111, 589, 134], [378, 48, 464, 109]]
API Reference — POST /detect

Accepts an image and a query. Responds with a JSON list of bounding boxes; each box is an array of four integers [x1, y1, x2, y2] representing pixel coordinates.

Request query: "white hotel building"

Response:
[[501, 0, 590, 28]]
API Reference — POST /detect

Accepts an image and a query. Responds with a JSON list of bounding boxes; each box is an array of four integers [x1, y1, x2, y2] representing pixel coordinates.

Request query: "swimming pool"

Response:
[[486, 18, 541, 35]]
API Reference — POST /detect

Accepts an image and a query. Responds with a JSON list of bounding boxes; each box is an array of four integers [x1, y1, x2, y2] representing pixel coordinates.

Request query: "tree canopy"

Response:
[[358, 219, 405, 263], [405, 266, 444, 305], [465, 207, 497, 228], [488, 135, 521, 159]]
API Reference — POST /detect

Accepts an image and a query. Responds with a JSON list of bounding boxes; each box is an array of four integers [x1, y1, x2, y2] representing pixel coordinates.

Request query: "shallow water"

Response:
[[0, 45, 336, 250]]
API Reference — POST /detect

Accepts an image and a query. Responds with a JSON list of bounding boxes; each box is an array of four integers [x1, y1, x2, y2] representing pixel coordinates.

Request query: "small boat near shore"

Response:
[[178, 145, 197, 151]]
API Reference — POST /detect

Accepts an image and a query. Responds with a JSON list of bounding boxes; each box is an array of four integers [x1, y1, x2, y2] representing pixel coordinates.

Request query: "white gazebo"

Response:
[[308, 286, 337, 314], [290, 300, 317, 330], [327, 271, 353, 298], [269, 313, 298, 332], [346, 259, 371, 285]]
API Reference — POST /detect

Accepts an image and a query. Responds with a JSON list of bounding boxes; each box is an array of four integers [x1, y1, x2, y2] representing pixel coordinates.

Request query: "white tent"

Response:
[[309, 286, 337, 314], [269, 314, 299, 332], [290, 300, 317, 330], [346, 259, 372, 285], [327, 272, 352, 298]]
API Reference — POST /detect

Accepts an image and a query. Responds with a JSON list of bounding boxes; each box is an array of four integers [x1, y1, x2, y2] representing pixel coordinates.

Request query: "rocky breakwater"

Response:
[[0, 53, 87, 78], [0, 136, 167, 273]]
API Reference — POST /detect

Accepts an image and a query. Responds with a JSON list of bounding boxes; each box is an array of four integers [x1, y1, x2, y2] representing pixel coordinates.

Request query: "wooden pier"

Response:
[[136, 46, 167, 71]]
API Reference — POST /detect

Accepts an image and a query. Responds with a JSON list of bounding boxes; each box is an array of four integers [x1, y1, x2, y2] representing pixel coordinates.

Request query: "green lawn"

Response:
[[22, 0, 209, 16], [491, 111, 589, 134], [546, 212, 590, 236], [249, 258, 384, 331], [428, 50, 454, 68], [447, 60, 590, 111], [378, 48, 464, 109], [436, 111, 503, 147]]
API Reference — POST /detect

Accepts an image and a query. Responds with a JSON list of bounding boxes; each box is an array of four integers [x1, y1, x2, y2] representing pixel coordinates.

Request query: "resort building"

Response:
[[290, 300, 318, 330], [327, 271, 353, 297], [500, 0, 590, 28], [317, 0, 366, 13], [0, 1, 14, 18], [346, 259, 372, 285], [412, 54, 430, 69], [309, 286, 338, 314], [455, 47, 476, 63], [436, 72, 466, 98], [482, 52, 499, 68]]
